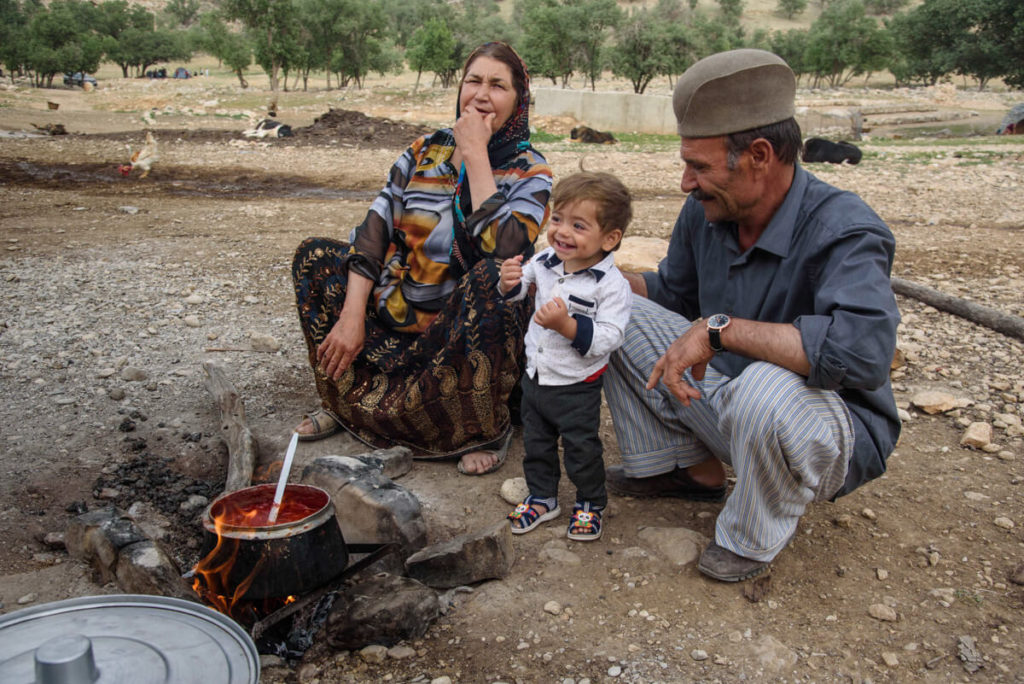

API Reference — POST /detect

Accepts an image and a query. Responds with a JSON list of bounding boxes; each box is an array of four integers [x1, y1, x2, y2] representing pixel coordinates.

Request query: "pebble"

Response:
[[359, 644, 387, 663], [993, 517, 1014, 529], [118, 205, 140, 215], [876, 568, 889, 580], [868, 603, 898, 621], [249, 333, 280, 352], [183, 315, 201, 328], [184, 294, 204, 304], [960, 422, 992, 448], [543, 600, 562, 615], [607, 665, 622, 677], [691, 649, 709, 661], [861, 507, 877, 521], [387, 645, 416, 659], [881, 651, 899, 667], [107, 388, 126, 400], [120, 367, 147, 382], [17, 592, 38, 605], [430, 678, 452, 684], [500, 477, 530, 505]]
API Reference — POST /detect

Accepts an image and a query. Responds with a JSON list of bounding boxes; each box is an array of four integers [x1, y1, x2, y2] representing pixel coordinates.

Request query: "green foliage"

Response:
[[199, 13, 252, 86], [862, 0, 907, 15], [716, 0, 744, 25], [406, 18, 458, 87], [887, 0, 1024, 89], [517, 0, 577, 86], [804, 0, 891, 87], [769, 28, 810, 81], [776, 0, 807, 20], [164, 0, 199, 27], [609, 8, 668, 94]]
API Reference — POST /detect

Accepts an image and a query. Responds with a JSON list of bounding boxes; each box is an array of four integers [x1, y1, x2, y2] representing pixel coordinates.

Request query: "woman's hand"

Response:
[[452, 107, 495, 158], [317, 311, 365, 380], [498, 254, 523, 295]]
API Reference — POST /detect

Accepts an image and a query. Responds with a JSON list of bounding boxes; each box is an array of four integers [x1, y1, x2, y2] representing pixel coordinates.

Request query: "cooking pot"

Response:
[[198, 483, 349, 601]]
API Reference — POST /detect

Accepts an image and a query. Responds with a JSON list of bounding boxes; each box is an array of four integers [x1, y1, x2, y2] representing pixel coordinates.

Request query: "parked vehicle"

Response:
[[64, 72, 97, 87]]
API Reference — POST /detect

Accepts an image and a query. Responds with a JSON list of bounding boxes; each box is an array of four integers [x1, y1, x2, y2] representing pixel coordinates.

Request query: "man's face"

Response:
[[679, 136, 759, 224]]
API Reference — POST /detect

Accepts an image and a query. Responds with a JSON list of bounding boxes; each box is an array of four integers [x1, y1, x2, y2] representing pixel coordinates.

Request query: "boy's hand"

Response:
[[499, 254, 524, 295], [534, 296, 576, 339]]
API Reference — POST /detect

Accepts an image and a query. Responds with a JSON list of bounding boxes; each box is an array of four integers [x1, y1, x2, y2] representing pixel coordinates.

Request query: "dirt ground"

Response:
[[1, 71, 1023, 683]]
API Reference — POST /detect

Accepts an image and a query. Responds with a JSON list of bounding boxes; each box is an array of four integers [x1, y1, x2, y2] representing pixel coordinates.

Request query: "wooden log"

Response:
[[892, 276, 1024, 342], [202, 360, 259, 492]]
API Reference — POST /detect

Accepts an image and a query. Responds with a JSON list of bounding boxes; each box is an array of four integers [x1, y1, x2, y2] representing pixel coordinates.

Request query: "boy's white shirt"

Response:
[[503, 247, 633, 386]]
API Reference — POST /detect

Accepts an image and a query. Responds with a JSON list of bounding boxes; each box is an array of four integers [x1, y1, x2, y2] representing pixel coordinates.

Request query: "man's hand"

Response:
[[317, 312, 365, 380], [534, 296, 576, 339], [645, 322, 712, 406], [499, 254, 523, 295]]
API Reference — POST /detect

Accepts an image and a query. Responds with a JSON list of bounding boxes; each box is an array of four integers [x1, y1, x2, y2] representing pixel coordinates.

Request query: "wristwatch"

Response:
[[706, 313, 731, 352]]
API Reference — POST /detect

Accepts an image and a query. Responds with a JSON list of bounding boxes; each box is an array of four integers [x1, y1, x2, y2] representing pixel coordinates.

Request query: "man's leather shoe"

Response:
[[605, 465, 726, 502], [697, 542, 770, 582]]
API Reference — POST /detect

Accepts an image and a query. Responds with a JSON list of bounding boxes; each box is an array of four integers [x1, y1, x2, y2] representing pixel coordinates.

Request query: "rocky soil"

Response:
[[1, 69, 1023, 683]]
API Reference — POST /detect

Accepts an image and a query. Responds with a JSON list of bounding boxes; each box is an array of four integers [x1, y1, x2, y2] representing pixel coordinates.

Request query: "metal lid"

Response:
[[0, 595, 259, 684]]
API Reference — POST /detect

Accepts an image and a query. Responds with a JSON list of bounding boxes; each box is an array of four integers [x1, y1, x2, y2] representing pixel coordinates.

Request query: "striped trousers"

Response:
[[605, 297, 854, 562]]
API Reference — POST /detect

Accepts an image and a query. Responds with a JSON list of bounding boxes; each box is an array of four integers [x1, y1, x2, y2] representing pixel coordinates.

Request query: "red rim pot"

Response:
[[198, 484, 348, 601]]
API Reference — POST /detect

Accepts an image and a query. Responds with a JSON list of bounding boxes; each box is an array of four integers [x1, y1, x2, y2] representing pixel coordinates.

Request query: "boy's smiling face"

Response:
[[546, 199, 623, 273]]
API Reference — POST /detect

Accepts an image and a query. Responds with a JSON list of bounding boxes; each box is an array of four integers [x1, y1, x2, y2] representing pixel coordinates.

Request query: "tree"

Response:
[[24, 0, 104, 87], [804, 0, 891, 87], [776, 0, 808, 20], [977, 0, 1024, 89], [198, 12, 252, 87], [716, 0, 744, 25], [769, 29, 811, 83], [164, 0, 199, 27], [406, 17, 457, 90], [863, 0, 907, 15], [517, 0, 576, 86], [221, 0, 295, 92], [609, 8, 668, 94], [568, 0, 622, 91]]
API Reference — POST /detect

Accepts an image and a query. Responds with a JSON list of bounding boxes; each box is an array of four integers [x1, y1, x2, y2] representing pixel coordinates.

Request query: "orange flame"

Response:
[[191, 502, 265, 618]]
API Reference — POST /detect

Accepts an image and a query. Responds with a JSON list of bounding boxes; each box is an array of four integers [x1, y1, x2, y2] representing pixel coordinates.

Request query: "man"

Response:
[[604, 49, 901, 582]]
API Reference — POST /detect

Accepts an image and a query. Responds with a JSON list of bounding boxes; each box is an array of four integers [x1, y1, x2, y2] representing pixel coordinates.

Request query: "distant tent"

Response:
[[997, 103, 1024, 134], [173, 67, 190, 79]]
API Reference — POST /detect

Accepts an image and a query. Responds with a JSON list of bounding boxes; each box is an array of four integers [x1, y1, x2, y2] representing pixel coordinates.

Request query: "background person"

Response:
[[603, 49, 901, 581], [292, 42, 553, 475]]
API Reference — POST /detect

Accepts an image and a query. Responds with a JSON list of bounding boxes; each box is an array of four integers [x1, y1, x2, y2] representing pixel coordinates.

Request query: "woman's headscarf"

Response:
[[454, 41, 532, 169]]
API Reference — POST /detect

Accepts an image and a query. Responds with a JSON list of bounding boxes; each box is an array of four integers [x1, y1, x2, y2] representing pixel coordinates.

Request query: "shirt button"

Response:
[[538, 347, 543, 353], [558, 278, 564, 283]]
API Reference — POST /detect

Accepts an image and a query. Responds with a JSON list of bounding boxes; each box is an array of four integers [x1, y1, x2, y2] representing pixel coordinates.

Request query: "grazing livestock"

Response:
[[801, 138, 862, 165], [242, 119, 294, 139], [570, 126, 617, 144]]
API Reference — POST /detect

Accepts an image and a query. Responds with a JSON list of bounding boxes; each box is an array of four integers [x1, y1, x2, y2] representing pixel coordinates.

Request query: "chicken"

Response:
[[120, 131, 159, 178]]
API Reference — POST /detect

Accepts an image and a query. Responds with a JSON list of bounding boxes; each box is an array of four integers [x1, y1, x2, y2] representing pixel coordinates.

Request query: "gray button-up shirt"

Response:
[[644, 165, 901, 495]]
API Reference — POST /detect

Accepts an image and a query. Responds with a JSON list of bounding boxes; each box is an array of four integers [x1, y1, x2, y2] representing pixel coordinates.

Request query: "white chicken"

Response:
[[120, 131, 159, 178]]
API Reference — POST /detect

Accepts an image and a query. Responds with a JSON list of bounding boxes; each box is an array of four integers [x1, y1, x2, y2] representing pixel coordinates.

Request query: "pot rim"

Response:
[[202, 483, 335, 540]]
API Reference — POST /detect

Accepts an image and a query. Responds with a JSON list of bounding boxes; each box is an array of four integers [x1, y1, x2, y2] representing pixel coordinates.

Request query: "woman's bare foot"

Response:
[[458, 450, 499, 475], [294, 409, 340, 442]]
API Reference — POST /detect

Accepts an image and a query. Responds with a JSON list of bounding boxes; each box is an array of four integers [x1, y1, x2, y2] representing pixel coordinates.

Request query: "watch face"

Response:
[[708, 313, 729, 329]]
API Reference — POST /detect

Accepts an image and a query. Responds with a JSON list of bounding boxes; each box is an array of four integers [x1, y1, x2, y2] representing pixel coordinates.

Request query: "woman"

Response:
[[292, 42, 552, 475]]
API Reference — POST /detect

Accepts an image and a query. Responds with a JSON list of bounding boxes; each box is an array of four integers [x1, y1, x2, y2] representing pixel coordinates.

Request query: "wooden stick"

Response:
[[892, 276, 1024, 342], [202, 360, 259, 492]]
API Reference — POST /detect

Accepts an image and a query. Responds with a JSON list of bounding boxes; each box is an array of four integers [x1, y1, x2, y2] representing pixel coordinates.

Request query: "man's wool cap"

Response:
[[673, 49, 796, 137]]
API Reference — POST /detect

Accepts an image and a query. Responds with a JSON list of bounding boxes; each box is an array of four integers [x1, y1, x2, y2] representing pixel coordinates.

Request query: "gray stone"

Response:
[[500, 477, 530, 505], [325, 573, 440, 650], [960, 422, 992, 448], [637, 526, 708, 566], [120, 367, 148, 382], [750, 635, 798, 672], [405, 521, 514, 588], [115, 540, 190, 598], [348, 447, 413, 480], [65, 507, 148, 583], [301, 455, 427, 567]]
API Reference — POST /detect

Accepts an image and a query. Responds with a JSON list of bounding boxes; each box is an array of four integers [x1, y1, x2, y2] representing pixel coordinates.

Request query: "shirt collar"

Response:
[[538, 248, 613, 281], [752, 164, 808, 258]]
